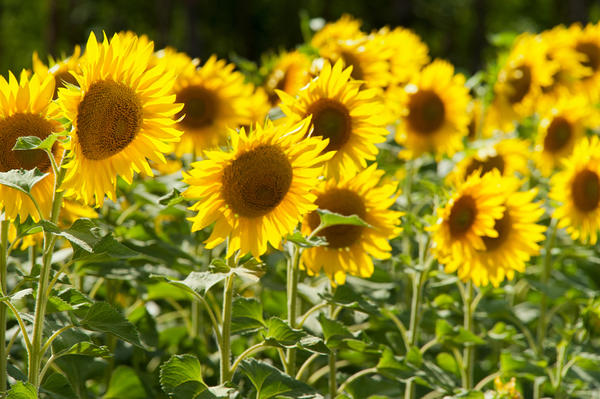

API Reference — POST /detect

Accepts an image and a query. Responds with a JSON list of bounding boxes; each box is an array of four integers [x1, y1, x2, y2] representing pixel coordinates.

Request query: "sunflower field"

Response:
[[2, 9, 600, 399]]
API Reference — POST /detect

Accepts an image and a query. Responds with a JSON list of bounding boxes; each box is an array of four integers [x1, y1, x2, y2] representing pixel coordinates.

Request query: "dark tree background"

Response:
[[0, 0, 598, 78]]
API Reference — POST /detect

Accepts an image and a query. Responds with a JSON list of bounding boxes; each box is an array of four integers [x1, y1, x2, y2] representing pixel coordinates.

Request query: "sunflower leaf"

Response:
[[78, 302, 144, 348], [316, 209, 371, 229], [0, 168, 48, 195], [239, 358, 323, 399], [158, 188, 184, 207], [285, 232, 327, 248], [150, 271, 229, 298], [263, 317, 305, 347], [12, 134, 59, 151], [6, 381, 37, 399]]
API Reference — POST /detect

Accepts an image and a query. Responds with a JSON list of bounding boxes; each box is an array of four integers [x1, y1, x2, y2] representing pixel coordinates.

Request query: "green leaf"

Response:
[[232, 297, 266, 333], [13, 134, 59, 151], [263, 317, 305, 347], [0, 168, 48, 195], [151, 271, 229, 298], [405, 346, 423, 367], [60, 342, 112, 359], [79, 302, 143, 348], [318, 314, 354, 349], [285, 232, 327, 248], [454, 327, 486, 345], [159, 188, 185, 207], [435, 319, 454, 341], [46, 296, 74, 313], [160, 354, 206, 397], [316, 209, 370, 229], [436, 353, 460, 377], [103, 366, 146, 399], [239, 359, 323, 399], [7, 382, 38, 399], [232, 258, 266, 281]]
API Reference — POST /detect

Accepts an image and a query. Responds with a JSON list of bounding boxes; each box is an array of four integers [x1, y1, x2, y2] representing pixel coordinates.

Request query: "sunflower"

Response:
[[32, 45, 83, 99], [311, 14, 363, 50], [447, 139, 530, 186], [300, 164, 402, 285], [485, 33, 557, 135], [171, 55, 255, 156], [278, 60, 387, 178], [466, 99, 486, 141], [373, 26, 429, 86], [570, 23, 600, 101], [58, 32, 183, 207], [394, 59, 470, 159], [462, 177, 546, 287], [152, 46, 199, 78], [264, 51, 312, 105], [183, 118, 332, 259], [551, 136, 600, 244], [430, 171, 506, 281], [0, 71, 64, 222], [316, 35, 391, 89], [535, 92, 596, 175], [538, 26, 590, 100]]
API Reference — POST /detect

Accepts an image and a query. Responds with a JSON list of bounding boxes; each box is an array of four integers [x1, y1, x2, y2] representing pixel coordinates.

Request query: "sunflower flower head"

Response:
[[301, 164, 402, 285], [394, 59, 470, 159], [0, 71, 64, 222], [311, 14, 363, 50], [463, 176, 546, 287], [172, 55, 256, 156], [430, 171, 506, 283], [535, 91, 597, 175], [447, 138, 530, 186], [264, 51, 312, 105], [551, 135, 600, 244], [183, 118, 333, 259], [58, 31, 183, 207], [32, 45, 83, 99], [278, 60, 388, 178]]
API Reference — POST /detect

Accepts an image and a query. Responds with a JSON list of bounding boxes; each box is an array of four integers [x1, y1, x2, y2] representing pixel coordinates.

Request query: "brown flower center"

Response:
[[76, 80, 143, 161], [576, 41, 600, 72], [53, 70, 79, 99], [222, 145, 293, 218], [407, 90, 445, 135], [465, 155, 505, 177], [0, 113, 55, 173], [307, 188, 366, 249], [572, 169, 600, 212], [176, 86, 218, 130], [449, 195, 477, 238], [482, 209, 511, 251], [307, 99, 352, 152], [544, 117, 572, 153], [507, 65, 531, 104], [340, 51, 364, 81]]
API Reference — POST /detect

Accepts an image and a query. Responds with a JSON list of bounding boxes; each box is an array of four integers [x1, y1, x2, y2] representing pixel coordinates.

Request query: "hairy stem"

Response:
[[219, 273, 235, 384], [285, 244, 300, 375], [0, 220, 9, 397]]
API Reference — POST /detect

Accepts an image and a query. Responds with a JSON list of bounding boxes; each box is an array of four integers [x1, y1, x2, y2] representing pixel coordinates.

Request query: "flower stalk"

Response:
[[0, 219, 10, 397]]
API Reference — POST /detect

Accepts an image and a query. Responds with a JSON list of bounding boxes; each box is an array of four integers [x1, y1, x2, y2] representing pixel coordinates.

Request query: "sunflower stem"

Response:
[[328, 302, 337, 399], [285, 243, 301, 375], [0, 219, 10, 397], [28, 231, 58, 387], [537, 219, 557, 353], [27, 162, 65, 388], [219, 272, 235, 384], [463, 282, 475, 390]]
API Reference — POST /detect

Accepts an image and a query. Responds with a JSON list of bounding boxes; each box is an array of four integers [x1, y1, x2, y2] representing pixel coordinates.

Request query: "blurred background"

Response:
[[1, 0, 599, 77]]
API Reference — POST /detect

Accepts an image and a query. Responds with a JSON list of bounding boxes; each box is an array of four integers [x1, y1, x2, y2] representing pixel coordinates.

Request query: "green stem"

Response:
[[191, 300, 203, 338], [230, 342, 269, 376], [328, 303, 337, 399], [538, 219, 557, 352], [328, 351, 337, 399], [463, 282, 475, 390], [27, 164, 65, 388], [285, 244, 300, 375], [219, 273, 235, 384], [0, 219, 10, 397], [28, 232, 58, 387]]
